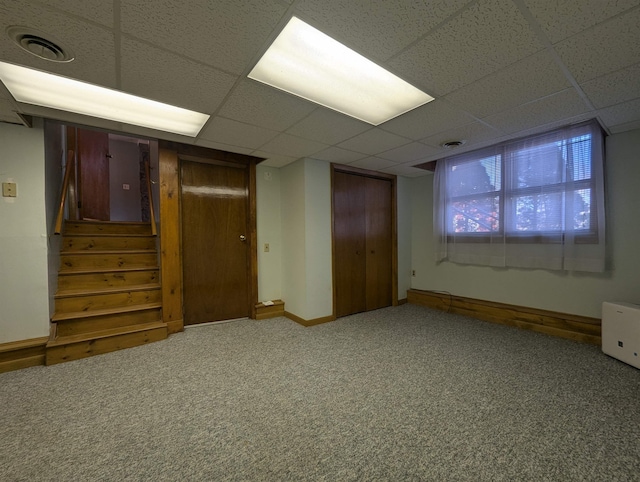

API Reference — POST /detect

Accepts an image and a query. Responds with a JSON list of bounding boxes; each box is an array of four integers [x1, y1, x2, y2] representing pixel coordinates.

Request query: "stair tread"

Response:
[[63, 233, 156, 238], [65, 220, 152, 226], [61, 249, 157, 255], [55, 283, 161, 299], [52, 302, 162, 322], [47, 321, 167, 346], [58, 267, 159, 276]]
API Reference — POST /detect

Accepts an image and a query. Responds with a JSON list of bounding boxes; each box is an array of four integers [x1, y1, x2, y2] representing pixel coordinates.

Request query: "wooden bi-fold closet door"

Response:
[[333, 169, 393, 318], [181, 160, 250, 325]]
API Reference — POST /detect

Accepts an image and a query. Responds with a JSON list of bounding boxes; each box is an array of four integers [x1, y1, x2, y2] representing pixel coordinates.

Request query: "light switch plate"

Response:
[[2, 182, 17, 197]]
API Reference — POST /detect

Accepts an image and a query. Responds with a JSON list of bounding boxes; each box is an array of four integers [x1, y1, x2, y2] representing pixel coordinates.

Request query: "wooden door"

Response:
[[365, 177, 392, 310], [181, 160, 250, 325], [334, 171, 367, 317], [333, 170, 393, 317], [77, 128, 110, 220]]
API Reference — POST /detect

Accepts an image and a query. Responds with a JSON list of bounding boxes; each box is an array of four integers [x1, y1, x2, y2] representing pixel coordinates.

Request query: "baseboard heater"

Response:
[[602, 302, 640, 369]]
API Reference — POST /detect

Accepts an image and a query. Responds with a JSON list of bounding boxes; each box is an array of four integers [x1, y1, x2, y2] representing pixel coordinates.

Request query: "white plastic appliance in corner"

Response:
[[601, 302, 640, 369]]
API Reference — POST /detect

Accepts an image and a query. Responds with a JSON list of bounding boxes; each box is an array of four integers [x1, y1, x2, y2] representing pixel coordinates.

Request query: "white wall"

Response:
[[256, 164, 282, 302], [397, 176, 412, 301], [44, 121, 64, 317], [279, 158, 333, 320], [0, 121, 50, 343], [280, 159, 307, 317], [410, 128, 640, 319], [303, 159, 332, 319]]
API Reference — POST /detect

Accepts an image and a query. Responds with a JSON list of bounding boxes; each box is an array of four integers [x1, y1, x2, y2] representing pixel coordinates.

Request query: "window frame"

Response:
[[442, 122, 601, 245]]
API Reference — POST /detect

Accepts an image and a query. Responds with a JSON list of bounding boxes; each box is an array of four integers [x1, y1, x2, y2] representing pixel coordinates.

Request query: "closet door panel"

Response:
[[334, 171, 367, 317], [365, 177, 392, 311]]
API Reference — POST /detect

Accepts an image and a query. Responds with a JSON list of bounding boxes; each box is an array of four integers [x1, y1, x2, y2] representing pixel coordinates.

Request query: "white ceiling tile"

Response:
[[422, 121, 502, 150], [607, 119, 640, 134], [347, 157, 399, 171], [252, 151, 298, 168], [581, 63, 640, 109], [294, 0, 473, 62], [597, 98, 640, 129], [445, 50, 571, 118], [285, 108, 370, 145], [388, 0, 543, 95], [0, 1, 116, 87], [121, 0, 287, 74], [194, 139, 255, 156], [218, 80, 317, 131], [380, 164, 429, 178], [310, 146, 367, 163], [555, 8, 640, 83], [199, 116, 279, 150], [259, 133, 328, 158], [484, 89, 591, 135], [337, 128, 409, 155], [33, 0, 114, 27], [378, 142, 439, 163], [382, 100, 475, 141], [120, 37, 237, 113], [0, 99, 21, 124], [522, 0, 640, 44]]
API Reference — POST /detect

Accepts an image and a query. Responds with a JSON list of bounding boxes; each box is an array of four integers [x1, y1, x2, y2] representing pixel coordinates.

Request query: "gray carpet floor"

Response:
[[1, 304, 639, 481]]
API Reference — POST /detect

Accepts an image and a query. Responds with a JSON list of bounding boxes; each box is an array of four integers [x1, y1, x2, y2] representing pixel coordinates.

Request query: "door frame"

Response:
[[159, 141, 261, 333], [330, 164, 398, 318]]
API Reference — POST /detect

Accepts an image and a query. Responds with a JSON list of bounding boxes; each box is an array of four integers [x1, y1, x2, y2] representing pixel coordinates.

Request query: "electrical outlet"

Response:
[[122, 183, 130, 190], [2, 182, 17, 197], [264, 243, 270, 252]]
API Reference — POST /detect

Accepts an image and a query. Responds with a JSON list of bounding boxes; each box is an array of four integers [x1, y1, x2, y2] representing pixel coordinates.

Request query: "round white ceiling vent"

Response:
[[7, 26, 75, 62]]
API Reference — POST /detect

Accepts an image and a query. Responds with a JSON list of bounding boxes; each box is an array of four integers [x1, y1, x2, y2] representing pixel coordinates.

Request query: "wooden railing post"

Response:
[[144, 158, 158, 236], [54, 150, 75, 235]]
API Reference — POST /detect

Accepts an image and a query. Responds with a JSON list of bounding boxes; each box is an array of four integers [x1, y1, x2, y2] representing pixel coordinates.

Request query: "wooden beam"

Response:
[[159, 145, 184, 333]]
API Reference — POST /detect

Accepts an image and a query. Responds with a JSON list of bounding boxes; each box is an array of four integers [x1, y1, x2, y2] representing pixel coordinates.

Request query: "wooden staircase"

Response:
[[46, 220, 168, 365]]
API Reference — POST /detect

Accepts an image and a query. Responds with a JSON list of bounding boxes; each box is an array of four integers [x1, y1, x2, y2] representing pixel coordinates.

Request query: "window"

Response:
[[434, 120, 606, 272]]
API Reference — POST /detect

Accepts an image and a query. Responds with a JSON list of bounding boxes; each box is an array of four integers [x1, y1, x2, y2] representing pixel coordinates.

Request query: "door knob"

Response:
[[239, 234, 246, 242]]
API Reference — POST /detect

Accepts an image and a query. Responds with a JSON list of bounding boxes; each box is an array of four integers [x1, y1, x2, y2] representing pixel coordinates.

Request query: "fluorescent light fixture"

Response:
[[249, 17, 434, 126], [0, 61, 210, 137]]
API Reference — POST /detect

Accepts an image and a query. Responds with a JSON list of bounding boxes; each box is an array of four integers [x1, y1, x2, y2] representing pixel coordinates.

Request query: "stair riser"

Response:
[[55, 289, 161, 313], [60, 253, 158, 271], [64, 222, 152, 235], [62, 236, 156, 252], [46, 326, 167, 365], [58, 270, 160, 291], [56, 309, 162, 337]]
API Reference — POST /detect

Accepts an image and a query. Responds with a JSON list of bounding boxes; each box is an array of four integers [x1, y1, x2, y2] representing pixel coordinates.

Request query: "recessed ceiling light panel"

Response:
[[0, 61, 210, 137], [248, 17, 434, 126]]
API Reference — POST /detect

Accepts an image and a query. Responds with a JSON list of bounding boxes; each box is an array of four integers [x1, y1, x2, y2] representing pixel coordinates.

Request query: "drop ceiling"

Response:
[[0, 0, 639, 177]]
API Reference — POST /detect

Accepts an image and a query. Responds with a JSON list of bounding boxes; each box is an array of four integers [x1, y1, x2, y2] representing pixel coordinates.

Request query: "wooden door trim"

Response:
[[159, 140, 260, 330], [330, 164, 398, 319]]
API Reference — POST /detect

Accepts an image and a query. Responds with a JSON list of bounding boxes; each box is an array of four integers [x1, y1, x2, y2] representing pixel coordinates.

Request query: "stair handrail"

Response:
[[54, 150, 75, 235], [144, 158, 158, 236]]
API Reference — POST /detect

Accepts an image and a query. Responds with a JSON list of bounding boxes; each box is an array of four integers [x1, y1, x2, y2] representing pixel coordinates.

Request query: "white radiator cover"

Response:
[[602, 302, 640, 369]]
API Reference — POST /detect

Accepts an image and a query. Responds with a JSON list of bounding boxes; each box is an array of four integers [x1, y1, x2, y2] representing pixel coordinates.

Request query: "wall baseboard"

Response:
[[0, 337, 48, 373], [407, 289, 601, 345], [255, 300, 285, 320], [285, 311, 335, 327]]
